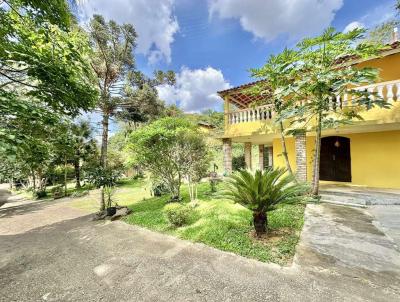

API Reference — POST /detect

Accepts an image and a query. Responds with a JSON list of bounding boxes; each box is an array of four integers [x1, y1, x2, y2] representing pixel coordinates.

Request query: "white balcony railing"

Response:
[[226, 79, 400, 125], [226, 104, 274, 124], [332, 79, 400, 109]]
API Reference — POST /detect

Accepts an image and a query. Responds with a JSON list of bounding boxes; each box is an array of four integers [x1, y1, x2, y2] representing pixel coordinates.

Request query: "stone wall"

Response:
[[295, 134, 307, 182]]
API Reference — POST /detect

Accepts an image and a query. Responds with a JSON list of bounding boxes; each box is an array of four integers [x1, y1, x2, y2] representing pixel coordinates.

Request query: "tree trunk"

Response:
[[312, 112, 322, 196], [74, 159, 81, 189], [100, 187, 105, 211], [99, 112, 109, 211], [100, 113, 109, 168], [32, 171, 36, 191], [253, 211, 267, 236], [64, 156, 68, 196], [279, 121, 294, 176]]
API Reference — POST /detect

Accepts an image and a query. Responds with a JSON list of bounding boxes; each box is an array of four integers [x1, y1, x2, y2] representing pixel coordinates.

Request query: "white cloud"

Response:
[[157, 67, 231, 112], [209, 0, 343, 41], [344, 21, 365, 33], [345, 2, 397, 33], [76, 0, 179, 64]]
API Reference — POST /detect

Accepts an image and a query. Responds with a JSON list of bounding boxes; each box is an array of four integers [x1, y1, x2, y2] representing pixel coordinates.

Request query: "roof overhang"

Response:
[[217, 80, 271, 108], [217, 41, 400, 108]]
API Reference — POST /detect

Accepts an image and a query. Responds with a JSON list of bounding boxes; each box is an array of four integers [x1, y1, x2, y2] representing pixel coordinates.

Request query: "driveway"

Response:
[[1, 186, 400, 301]]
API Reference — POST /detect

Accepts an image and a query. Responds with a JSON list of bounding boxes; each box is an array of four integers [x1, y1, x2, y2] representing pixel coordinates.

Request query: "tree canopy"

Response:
[[0, 0, 98, 160], [128, 117, 210, 201]]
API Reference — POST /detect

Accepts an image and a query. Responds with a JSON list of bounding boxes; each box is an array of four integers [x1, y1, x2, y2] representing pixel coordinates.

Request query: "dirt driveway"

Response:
[[1, 186, 399, 301]]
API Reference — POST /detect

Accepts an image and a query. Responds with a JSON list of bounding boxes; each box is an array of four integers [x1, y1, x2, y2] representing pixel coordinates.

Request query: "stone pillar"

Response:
[[267, 146, 273, 168], [223, 138, 232, 174], [244, 142, 252, 170], [258, 145, 264, 171], [295, 133, 307, 182]]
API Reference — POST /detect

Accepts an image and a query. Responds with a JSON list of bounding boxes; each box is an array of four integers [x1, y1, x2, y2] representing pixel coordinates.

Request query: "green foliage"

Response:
[[232, 155, 245, 171], [123, 181, 305, 264], [33, 189, 47, 200], [104, 185, 116, 208], [366, 20, 399, 45], [51, 185, 64, 199], [0, 0, 97, 115], [252, 27, 390, 194], [0, 0, 97, 191], [163, 203, 193, 227], [128, 117, 211, 200], [85, 166, 122, 188], [224, 169, 306, 213], [151, 181, 169, 197]]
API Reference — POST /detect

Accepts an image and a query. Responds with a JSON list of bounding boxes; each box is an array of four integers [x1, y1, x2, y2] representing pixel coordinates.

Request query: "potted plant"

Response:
[[104, 185, 117, 216]]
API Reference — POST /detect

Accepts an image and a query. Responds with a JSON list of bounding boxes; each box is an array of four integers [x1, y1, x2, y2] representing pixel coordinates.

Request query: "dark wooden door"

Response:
[[320, 136, 351, 182]]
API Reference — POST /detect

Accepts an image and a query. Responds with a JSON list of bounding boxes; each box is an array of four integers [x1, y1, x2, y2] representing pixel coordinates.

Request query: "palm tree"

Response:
[[224, 168, 306, 236]]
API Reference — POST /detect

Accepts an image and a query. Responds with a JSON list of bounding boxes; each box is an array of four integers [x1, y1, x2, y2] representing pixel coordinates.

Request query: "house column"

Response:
[[223, 138, 232, 174], [258, 145, 264, 170], [244, 142, 252, 170], [295, 133, 307, 182]]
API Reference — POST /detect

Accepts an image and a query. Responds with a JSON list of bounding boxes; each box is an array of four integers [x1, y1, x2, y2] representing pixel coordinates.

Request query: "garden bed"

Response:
[[124, 181, 305, 265]]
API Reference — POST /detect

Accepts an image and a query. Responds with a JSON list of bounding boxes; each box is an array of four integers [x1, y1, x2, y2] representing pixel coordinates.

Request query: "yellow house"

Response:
[[218, 42, 400, 189]]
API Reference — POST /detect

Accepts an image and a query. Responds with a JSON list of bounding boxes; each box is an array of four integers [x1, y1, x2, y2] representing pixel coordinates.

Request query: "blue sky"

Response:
[[76, 0, 398, 114]]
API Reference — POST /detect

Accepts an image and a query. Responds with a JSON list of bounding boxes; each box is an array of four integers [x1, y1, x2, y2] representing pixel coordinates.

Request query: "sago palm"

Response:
[[224, 168, 306, 236]]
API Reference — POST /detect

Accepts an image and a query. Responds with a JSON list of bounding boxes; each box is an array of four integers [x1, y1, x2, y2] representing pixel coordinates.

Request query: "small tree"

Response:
[[283, 28, 389, 195], [128, 117, 210, 201], [224, 169, 306, 236], [251, 48, 300, 177]]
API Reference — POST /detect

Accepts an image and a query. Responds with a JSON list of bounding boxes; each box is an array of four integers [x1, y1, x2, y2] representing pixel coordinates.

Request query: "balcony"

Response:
[[226, 104, 275, 124], [226, 79, 400, 124], [223, 79, 400, 138]]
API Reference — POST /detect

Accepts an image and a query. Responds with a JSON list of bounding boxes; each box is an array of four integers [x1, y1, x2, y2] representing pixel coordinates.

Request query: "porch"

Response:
[[222, 129, 400, 189], [320, 183, 400, 206]]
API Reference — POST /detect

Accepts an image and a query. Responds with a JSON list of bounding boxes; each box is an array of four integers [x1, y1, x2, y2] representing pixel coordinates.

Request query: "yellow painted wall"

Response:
[[356, 52, 400, 82], [272, 137, 297, 172], [273, 130, 400, 189]]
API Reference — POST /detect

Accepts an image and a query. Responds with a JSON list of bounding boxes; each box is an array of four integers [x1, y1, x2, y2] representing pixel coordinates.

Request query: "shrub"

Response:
[[151, 181, 169, 197], [33, 190, 47, 199], [232, 155, 245, 171], [51, 185, 64, 199], [163, 203, 193, 227], [104, 185, 116, 208], [224, 168, 307, 236]]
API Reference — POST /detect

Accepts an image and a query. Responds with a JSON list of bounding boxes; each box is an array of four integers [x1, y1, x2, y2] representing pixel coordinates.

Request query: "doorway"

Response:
[[320, 136, 351, 182]]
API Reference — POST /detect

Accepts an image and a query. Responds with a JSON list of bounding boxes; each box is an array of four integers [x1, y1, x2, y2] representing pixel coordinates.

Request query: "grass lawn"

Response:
[[69, 178, 152, 212], [123, 179, 305, 265]]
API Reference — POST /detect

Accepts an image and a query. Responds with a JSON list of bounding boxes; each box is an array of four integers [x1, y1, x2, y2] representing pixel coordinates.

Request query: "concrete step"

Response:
[[320, 193, 367, 205], [320, 190, 400, 206], [320, 199, 367, 208]]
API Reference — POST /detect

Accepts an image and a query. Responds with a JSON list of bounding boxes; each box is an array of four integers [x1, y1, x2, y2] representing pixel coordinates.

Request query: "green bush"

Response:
[[51, 185, 64, 199], [163, 203, 193, 227], [232, 155, 245, 171], [152, 182, 169, 197], [33, 190, 47, 199]]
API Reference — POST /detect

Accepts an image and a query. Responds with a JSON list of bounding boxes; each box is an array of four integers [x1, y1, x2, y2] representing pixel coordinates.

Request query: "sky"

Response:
[[75, 0, 398, 115]]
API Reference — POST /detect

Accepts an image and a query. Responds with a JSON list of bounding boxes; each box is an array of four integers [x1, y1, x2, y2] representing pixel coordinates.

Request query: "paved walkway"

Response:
[[368, 206, 400, 249], [1, 186, 400, 301]]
